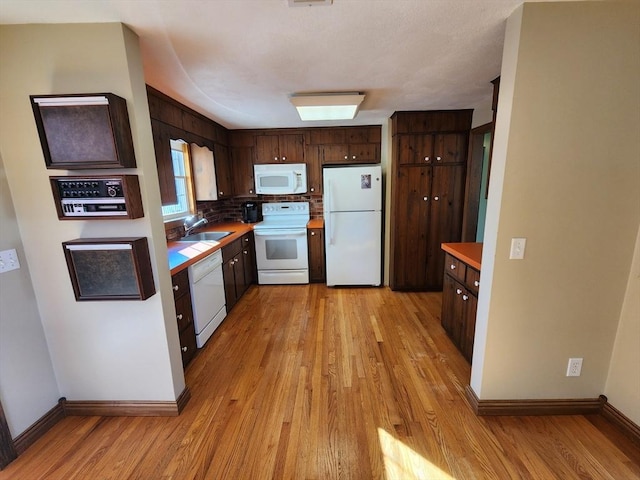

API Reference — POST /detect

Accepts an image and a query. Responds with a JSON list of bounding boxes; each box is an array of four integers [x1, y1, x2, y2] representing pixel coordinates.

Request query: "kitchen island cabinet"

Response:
[[440, 242, 482, 362], [171, 269, 197, 367]]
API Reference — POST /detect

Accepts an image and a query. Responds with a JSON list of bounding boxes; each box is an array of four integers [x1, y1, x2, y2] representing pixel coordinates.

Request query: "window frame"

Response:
[[162, 139, 196, 224]]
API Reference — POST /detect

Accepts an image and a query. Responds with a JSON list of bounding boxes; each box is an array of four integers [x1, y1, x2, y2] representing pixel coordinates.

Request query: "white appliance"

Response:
[[253, 202, 310, 284], [254, 163, 307, 195], [323, 165, 382, 286], [188, 250, 227, 347]]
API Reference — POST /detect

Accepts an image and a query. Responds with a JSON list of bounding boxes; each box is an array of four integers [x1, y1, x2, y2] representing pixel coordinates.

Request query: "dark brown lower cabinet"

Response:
[[171, 269, 197, 367], [307, 227, 325, 283], [222, 233, 256, 312], [441, 253, 479, 362]]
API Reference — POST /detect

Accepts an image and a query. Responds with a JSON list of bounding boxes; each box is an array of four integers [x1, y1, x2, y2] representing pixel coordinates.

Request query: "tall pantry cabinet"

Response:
[[389, 110, 473, 291]]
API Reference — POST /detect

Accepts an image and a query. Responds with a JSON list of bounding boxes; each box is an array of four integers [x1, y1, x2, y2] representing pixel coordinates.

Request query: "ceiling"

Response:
[[1, 0, 572, 130]]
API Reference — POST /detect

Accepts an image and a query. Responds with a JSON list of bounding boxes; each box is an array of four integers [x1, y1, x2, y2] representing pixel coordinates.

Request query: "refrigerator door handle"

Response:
[[325, 179, 333, 245]]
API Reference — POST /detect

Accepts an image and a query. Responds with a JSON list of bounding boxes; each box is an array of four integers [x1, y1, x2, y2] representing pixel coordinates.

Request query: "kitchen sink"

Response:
[[179, 231, 232, 242]]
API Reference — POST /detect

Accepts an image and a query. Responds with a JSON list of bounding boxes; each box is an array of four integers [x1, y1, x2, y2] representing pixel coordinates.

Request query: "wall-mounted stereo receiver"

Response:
[[50, 175, 144, 220]]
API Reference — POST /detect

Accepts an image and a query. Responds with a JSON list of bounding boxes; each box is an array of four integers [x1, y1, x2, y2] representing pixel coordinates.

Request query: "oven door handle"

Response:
[[254, 228, 308, 237]]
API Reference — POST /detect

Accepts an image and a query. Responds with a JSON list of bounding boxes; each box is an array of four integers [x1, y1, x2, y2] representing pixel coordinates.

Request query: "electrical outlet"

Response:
[[0, 248, 21, 273], [566, 358, 583, 377], [509, 238, 526, 259]]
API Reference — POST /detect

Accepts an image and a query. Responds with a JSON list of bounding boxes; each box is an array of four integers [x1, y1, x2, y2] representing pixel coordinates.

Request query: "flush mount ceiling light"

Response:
[[290, 92, 365, 121], [288, 0, 333, 7]]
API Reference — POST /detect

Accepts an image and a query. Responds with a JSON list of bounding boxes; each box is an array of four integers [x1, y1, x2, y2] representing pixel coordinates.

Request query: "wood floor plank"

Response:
[[1, 285, 638, 480]]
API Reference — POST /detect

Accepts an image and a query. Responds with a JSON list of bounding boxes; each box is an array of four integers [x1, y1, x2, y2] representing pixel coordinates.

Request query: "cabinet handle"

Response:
[[462, 294, 469, 301], [423, 196, 429, 201], [219, 191, 224, 196], [310, 187, 315, 192], [182, 346, 188, 352], [450, 264, 456, 270], [352, 155, 356, 159], [243, 250, 248, 255], [177, 314, 183, 320], [474, 280, 480, 287], [434, 196, 439, 201], [244, 237, 249, 242], [311, 231, 316, 236], [173, 285, 179, 291], [274, 156, 278, 161], [456, 288, 462, 295], [249, 189, 254, 194], [282, 156, 286, 161], [424, 156, 430, 162], [344, 155, 348, 160], [436, 156, 442, 162]]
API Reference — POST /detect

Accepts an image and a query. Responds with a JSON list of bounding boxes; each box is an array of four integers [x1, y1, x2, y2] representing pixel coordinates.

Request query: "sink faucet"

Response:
[[183, 216, 208, 236]]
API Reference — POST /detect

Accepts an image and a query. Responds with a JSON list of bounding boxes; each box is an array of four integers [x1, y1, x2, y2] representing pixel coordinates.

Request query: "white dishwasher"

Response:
[[188, 249, 227, 348]]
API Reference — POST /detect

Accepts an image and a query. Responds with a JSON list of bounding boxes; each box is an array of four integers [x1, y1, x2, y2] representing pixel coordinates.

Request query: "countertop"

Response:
[[168, 219, 324, 275], [307, 218, 324, 229], [441, 242, 483, 270], [167, 222, 253, 274]]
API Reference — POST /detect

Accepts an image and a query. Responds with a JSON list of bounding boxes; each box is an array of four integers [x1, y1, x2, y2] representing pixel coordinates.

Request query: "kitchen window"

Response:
[[162, 140, 195, 222]]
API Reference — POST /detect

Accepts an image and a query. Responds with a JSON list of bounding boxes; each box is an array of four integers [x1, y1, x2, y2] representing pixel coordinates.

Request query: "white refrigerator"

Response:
[[323, 164, 382, 286]]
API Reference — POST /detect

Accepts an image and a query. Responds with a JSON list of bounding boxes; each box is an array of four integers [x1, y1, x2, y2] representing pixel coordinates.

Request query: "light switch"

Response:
[[509, 238, 526, 260], [0, 248, 21, 273]]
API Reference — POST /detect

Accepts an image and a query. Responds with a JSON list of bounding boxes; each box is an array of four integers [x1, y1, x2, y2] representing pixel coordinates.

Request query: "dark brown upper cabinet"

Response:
[[30, 93, 136, 170]]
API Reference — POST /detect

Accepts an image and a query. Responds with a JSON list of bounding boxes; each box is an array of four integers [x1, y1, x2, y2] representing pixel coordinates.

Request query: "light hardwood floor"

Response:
[[1, 285, 638, 479]]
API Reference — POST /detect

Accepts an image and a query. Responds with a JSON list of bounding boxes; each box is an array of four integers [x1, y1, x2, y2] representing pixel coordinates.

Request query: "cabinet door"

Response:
[[441, 274, 458, 338], [425, 165, 465, 290], [241, 233, 257, 287], [397, 134, 434, 165], [222, 257, 238, 311], [234, 253, 248, 299], [434, 133, 467, 164], [305, 145, 322, 194], [151, 120, 177, 205], [213, 143, 233, 198], [255, 135, 280, 163], [391, 166, 431, 289], [461, 292, 477, 362], [231, 145, 255, 196], [278, 134, 305, 163], [307, 228, 325, 283], [349, 143, 380, 164], [322, 144, 350, 164]]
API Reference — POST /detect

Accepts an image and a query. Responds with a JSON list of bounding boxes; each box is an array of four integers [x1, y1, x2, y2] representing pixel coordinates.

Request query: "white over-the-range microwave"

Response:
[[254, 163, 307, 195]]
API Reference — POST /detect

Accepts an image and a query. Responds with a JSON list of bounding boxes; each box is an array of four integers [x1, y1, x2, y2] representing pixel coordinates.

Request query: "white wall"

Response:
[[0, 154, 60, 437], [0, 24, 184, 416], [471, 0, 640, 424]]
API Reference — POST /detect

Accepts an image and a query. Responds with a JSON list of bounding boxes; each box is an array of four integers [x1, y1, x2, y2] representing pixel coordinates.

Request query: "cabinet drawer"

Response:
[[179, 321, 197, 367], [222, 238, 242, 262], [444, 253, 466, 283], [171, 269, 190, 301], [175, 294, 193, 332], [466, 268, 480, 295]]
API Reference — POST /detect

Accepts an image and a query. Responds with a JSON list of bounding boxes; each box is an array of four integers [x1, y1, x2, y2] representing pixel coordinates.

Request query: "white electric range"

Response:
[[252, 202, 310, 284]]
